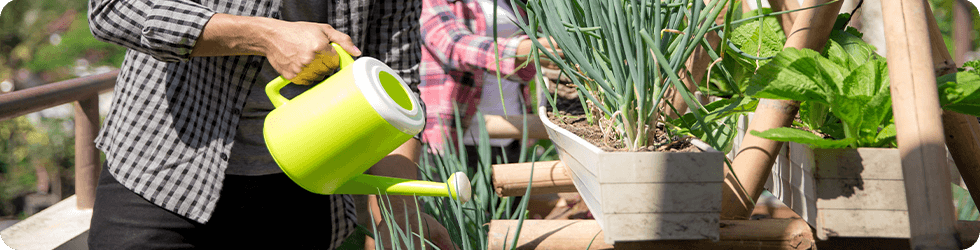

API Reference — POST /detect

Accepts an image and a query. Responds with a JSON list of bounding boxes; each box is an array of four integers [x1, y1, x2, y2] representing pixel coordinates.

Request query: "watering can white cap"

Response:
[[449, 172, 472, 204], [352, 58, 425, 136]]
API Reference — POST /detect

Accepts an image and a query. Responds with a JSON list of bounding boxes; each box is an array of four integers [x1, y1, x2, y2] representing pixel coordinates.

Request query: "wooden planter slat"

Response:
[[767, 143, 911, 239]]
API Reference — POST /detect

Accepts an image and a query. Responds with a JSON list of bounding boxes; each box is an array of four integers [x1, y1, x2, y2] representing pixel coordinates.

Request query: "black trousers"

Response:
[[88, 164, 344, 249]]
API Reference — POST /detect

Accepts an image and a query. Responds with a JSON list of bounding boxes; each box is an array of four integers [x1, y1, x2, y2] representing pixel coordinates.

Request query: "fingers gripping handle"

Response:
[[265, 43, 357, 108]]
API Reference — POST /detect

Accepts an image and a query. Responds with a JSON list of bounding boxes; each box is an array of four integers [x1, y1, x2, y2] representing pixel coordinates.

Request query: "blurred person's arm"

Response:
[[420, 0, 536, 80]]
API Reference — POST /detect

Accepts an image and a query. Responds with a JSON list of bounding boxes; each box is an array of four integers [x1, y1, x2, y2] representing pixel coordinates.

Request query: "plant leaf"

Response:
[[750, 127, 856, 149], [872, 123, 897, 148], [745, 48, 846, 103], [962, 60, 980, 74], [832, 59, 891, 146], [799, 101, 830, 130], [728, 8, 785, 65], [938, 70, 980, 117], [703, 96, 758, 119], [823, 28, 878, 70]]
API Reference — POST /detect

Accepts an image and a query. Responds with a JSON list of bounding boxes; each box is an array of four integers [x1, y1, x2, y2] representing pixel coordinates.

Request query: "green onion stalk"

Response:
[[513, 0, 731, 151]]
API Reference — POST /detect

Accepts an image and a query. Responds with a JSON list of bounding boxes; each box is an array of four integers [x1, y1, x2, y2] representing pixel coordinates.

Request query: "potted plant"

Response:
[[513, 0, 747, 243], [743, 18, 980, 239]]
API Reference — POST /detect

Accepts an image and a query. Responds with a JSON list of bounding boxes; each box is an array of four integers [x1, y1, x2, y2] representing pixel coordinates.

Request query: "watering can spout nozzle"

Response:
[[448, 172, 472, 204], [329, 172, 471, 203]]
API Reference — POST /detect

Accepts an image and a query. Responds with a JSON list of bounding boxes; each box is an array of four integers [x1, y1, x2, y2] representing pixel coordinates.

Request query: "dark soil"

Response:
[[543, 85, 699, 153]]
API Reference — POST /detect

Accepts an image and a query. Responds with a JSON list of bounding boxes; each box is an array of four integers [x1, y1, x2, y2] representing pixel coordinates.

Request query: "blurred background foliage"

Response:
[[929, 0, 980, 62], [0, 0, 125, 84], [0, 0, 122, 220]]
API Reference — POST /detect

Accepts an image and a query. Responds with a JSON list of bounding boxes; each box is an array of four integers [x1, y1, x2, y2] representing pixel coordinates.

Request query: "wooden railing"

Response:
[[0, 70, 119, 209]]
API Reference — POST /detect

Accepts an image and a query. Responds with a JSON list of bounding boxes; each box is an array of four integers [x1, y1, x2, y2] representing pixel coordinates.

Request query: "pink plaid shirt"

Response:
[[419, 0, 537, 150]]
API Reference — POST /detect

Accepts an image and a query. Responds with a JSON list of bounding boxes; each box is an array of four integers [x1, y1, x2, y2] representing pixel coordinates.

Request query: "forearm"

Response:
[[190, 13, 274, 57], [191, 13, 359, 83]]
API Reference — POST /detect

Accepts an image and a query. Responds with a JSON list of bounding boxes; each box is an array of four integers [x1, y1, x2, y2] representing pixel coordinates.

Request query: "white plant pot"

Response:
[[538, 107, 725, 243]]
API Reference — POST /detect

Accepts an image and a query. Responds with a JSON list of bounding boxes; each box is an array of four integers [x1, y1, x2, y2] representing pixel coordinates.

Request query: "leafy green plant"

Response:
[[703, 8, 786, 98], [744, 16, 913, 149], [746, 19, 980, 149]]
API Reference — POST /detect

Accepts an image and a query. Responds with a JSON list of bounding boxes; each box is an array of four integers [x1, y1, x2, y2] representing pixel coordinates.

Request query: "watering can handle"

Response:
[[266, 43, 357, 108]]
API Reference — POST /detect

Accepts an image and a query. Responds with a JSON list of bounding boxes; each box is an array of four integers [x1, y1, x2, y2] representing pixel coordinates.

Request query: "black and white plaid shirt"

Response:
[[88, 0, 421, 244]]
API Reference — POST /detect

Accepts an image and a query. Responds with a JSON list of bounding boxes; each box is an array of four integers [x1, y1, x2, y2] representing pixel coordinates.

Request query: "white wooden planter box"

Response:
[[538, 107, 725, 243], [719, 98, 964, 240], [730, 112, 910, 239], [765, 144, 911, 240]]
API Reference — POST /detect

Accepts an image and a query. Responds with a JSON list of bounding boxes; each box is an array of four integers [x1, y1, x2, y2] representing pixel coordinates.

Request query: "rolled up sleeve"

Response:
[[89, 0, 215, 62]]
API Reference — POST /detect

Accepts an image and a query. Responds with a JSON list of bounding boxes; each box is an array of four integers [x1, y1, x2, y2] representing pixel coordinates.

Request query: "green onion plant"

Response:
[[514, 0, 736, 151], [363, 110, 550, 250]]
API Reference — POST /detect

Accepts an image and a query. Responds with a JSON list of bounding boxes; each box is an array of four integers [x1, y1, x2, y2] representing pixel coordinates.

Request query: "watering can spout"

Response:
[[333, 172, 472, 204]]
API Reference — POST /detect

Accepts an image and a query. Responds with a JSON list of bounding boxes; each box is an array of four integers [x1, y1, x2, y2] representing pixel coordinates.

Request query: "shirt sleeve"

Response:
[[89, 0, 216, 62], [420, 0, 534, 79]]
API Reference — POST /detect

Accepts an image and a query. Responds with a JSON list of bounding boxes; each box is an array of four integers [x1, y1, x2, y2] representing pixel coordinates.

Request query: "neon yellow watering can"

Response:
[[263, 43, 470, 203]]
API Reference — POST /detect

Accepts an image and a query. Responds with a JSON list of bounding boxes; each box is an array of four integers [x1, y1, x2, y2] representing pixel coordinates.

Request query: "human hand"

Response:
[[261, 20, 361, 85], [516, 36, 563, 71]]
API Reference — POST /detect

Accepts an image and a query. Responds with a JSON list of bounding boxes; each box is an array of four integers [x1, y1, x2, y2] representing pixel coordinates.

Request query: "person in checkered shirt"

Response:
[[86, 0, 453, 249]]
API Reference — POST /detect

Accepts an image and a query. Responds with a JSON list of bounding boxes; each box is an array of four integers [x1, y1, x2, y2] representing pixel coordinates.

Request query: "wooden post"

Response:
[[722, 0, 843, 220], [919, 0, 980, 212], [492, 160, 576, 197], [880, 0, 959, 248], [74, 97, 101, 209], [487, 219, 816, 250]]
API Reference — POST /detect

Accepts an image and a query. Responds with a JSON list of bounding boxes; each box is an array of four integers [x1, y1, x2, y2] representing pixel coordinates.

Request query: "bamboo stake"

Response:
[[488, 220, 980, 250], [769, 0, 802, 37], [663, 0, 726, 119], [880, 0, 959, 248], [492, 160, 576, 197], [483, 114, 550, 139], [920, 1, 980, 212], [663, 32, 716, 119], [721, 0, 843, 220], [487, 219, 816, 250]]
